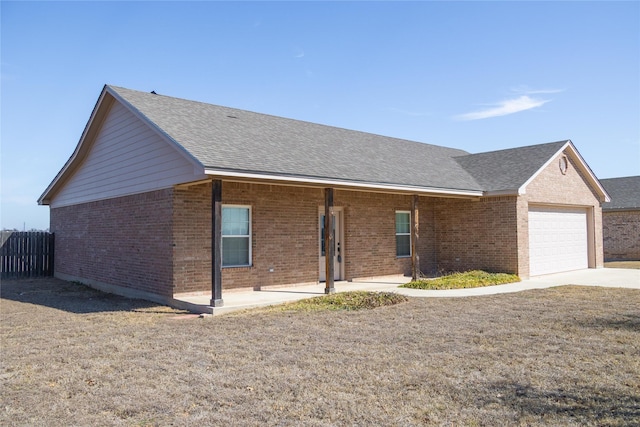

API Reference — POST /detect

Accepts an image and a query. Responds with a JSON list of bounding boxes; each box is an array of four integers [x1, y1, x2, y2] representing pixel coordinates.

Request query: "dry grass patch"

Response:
[[402, 269, 520, 290], [605, 261, 640, 269], [2, 278, 639, 426], [258, 291, 408, 313]]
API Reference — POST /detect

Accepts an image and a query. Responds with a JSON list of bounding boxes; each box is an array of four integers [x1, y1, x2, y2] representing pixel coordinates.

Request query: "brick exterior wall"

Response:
[[171, 182, 425, 293], [603, 210, 640, 261], [50, 149, 605, 299], [433, 196, 520, 274], [50, 189, 174, 297]]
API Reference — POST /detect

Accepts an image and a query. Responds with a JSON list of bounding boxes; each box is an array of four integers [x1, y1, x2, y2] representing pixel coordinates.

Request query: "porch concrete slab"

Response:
[[173, 275, 411, 315], [173, 269, 639, 315]]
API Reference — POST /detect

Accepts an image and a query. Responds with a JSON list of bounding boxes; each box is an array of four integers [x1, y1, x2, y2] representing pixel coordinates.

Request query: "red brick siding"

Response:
[[603, 210, 640, 261], [172, 184, 212, 293], [171, 182, 431, 293], [335, 190, 417, 279], [50, 189, 174, 297], [222, 182, 321, 290], [172, 182, 324, 292], [434, 196, 520, 274]]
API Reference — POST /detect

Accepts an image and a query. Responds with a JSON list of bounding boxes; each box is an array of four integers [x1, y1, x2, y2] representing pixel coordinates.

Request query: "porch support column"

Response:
[[411, 194, 420, 281], [210, 179, 224, 307], [324, 188, 335, 294]]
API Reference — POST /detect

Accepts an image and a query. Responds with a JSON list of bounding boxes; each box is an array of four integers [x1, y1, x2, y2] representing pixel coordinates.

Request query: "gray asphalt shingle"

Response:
[[109, 86, 483, 192], [454, 141, 569, 192], [601, 176, 640, 210], [108, 85, 573, 195]]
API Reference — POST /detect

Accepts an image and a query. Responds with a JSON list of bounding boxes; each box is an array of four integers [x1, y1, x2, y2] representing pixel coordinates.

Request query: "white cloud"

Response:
[[454, 95, 551, 121]]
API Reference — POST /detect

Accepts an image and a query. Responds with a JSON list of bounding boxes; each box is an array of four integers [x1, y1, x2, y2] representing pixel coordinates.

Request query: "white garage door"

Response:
[[529, 206, 589, 276]]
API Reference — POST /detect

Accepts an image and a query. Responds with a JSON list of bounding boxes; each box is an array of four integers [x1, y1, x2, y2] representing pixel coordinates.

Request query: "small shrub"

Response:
[[269, 291, 408, 312], [401, 270, 520, 290]]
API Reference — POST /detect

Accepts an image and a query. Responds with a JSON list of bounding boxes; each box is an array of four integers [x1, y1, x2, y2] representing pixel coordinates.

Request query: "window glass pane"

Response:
[[222, 237, 249, 266], [223, 207, 249, 235], [396, 235, 411, 257], [395, 212, 410, 234]]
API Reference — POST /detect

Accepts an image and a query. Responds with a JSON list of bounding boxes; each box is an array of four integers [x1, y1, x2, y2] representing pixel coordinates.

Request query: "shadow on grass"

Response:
[[577, 314, 640, 333], [0, 278, 177, 315], [481, 381, 640, 423]]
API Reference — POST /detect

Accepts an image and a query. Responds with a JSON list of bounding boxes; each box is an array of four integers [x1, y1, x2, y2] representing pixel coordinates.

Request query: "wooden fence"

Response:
[[0, 231, 54, 279]]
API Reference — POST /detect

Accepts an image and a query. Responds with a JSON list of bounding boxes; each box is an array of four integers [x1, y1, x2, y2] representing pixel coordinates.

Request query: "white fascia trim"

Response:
[[204, 169, 483, 197]]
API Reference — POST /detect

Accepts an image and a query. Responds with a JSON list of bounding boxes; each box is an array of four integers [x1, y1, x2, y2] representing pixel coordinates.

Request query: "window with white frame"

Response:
[[222, 205, 251, 267], [395, 211, 411, 257]]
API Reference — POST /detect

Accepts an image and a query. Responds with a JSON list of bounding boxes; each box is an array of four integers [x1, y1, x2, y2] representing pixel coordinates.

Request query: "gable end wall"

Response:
[[520, 150, 604, 275], [50, 101, 201, 208]]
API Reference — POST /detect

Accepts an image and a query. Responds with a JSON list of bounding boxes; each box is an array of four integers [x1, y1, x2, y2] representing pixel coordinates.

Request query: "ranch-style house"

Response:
[[39, 85, 610, 308]]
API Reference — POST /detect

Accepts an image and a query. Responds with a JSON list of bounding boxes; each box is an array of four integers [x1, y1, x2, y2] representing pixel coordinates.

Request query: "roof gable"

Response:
[[455, 141, 569, 193], [38, 87, 204, 205], [456, 140, 610, 202], [601, 176, 640, 210]]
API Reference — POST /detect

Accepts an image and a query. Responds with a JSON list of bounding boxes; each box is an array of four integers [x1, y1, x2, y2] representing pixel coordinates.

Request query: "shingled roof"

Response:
[[39, 85, 610, 204], [109, 86, 483, 194], [601, 176, 640, 211], [455, 141, 569, 192]]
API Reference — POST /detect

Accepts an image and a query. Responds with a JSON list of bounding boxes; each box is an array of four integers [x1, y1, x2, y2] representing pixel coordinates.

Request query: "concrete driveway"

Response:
[[394, 267, 640, 298], [173, 268, 639, 315]]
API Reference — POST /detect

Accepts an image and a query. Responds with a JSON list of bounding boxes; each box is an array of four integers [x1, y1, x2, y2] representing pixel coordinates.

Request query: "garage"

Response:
[[528, 206, 589, 276]]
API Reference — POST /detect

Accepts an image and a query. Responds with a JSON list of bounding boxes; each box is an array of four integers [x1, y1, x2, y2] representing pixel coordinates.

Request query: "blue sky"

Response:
[[2, 1, 639, 230]]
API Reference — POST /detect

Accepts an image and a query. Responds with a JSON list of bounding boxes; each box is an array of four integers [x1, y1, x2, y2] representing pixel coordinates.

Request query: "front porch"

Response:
[[171, 274, 411, 315]]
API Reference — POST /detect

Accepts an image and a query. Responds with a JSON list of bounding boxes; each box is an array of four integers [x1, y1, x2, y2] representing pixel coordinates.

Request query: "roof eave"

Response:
[[602, 206, 640, 212], [204, 168, 484, 197]]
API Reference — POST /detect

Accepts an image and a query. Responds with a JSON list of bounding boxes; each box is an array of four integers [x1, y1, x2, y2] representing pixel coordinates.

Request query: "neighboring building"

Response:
[[601, 176, 640, 261], [38, 85, 610, 307]]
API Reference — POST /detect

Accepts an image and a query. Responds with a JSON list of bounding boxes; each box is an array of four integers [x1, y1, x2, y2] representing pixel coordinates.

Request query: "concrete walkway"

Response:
[[172, 268, 640, 315]]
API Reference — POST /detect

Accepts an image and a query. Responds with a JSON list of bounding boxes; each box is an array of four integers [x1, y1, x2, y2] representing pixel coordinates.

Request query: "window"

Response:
[[222, 206, 251, 267], [395, 211, 411, 257]]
